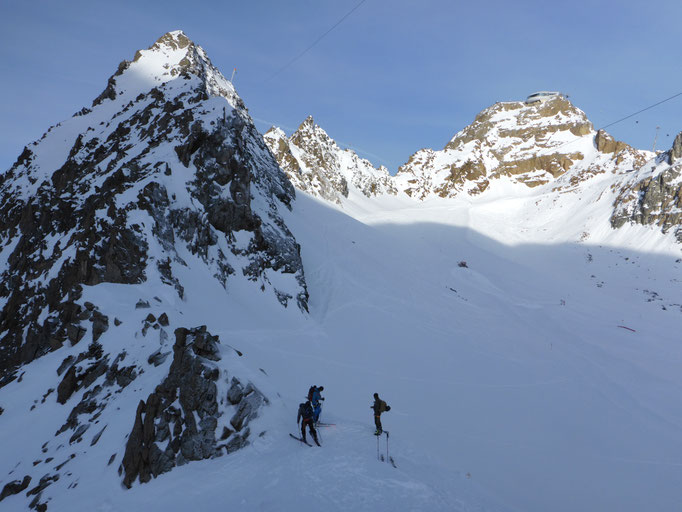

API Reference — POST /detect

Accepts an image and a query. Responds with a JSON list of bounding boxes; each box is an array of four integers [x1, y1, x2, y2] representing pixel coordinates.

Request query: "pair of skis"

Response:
[[376, 430, 397, 468], [289, 433, 320, 447]]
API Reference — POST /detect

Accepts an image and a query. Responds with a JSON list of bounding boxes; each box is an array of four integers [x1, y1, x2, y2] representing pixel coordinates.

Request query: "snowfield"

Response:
[[5, 180, 681, 511]]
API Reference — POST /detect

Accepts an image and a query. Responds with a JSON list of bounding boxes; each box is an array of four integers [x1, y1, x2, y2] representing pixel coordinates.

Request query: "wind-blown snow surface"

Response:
[[4, 177, 681, 511], [279, 187, 682, 512]]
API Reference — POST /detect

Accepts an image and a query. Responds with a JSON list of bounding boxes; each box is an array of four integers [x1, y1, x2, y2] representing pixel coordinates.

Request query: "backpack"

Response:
[[307, 386, 316, 402], [298, 402, 313, 421]]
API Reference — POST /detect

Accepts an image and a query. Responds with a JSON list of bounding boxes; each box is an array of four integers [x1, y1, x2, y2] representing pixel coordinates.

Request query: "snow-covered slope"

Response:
[[259, 95, 682, 511], [2, 29, 682, 512]]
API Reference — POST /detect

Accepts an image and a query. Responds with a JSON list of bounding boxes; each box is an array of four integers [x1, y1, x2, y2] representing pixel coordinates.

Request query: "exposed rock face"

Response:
[[669, 131, 682, 164], [121, 326, 266, 487], [612, 138, 682, 241], [264, 116, 396, 204], [0, 475, 31, 502], [0, 30, 307, 384], [595, 129, 629, 154], [395, 97, 648, 198]]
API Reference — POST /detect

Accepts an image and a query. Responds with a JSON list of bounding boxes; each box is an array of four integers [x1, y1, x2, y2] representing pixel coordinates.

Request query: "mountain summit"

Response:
[[395, 95, 649, 198], [92, 30, 244, 110]]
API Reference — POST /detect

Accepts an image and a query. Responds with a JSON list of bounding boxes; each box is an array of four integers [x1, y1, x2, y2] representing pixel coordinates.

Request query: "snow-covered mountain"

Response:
[[395, 97, 648, 197], [2, 29, 682, 512], [264, 116, 396, 204], [0, 30, 307, 508], [0, 29, 308, 374], [267, 96, 682, 242]]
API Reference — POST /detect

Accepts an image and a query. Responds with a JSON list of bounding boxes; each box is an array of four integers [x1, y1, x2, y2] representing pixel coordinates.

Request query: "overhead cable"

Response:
[[599, 92, 682, 131], [268, 0, 368, 82]]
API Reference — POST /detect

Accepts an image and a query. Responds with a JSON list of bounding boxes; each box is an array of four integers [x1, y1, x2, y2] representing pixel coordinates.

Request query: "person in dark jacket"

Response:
[[297, 399, 320, 446], [371, 392, 390, 435]]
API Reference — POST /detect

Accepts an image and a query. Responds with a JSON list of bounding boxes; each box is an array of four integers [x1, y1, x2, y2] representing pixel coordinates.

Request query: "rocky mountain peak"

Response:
[[395, 96, 650, 198], [290, 115, 333, 148], [612, 129, 682, 241], [444, 96, 593, 152], [93, 29, 242, 110], [150, 30, 193, 51], [298, 115, 316, 130], [265, 117, 396, 204]]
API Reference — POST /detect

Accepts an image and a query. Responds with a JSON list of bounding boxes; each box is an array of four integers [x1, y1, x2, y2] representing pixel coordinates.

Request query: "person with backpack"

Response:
[[371, 392, 390, 435], [311, 385, 324, 424], [297, 399, 320, 446]]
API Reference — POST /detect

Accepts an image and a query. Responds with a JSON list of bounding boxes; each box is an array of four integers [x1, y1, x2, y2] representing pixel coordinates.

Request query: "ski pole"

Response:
[[386, 431, 388, 462], [377, 435, 380, 461]]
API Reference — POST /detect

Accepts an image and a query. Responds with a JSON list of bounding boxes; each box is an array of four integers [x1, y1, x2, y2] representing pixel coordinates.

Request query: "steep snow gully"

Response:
[[1, 30, 682, 512]]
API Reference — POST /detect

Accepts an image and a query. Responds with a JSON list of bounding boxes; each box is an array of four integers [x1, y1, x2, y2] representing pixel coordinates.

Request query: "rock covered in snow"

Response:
[[121, 326, 266, 487]]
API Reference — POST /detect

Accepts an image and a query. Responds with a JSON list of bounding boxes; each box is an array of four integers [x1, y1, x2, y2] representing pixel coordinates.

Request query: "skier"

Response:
[[311, 385, 325, 424], [371, 392, 390, 435], [297, 399, 320, 446]]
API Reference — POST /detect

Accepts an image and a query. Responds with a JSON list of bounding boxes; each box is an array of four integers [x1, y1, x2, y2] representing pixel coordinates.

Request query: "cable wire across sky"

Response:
[[267, 0, 368, 82], [599, 92, 682, 131]]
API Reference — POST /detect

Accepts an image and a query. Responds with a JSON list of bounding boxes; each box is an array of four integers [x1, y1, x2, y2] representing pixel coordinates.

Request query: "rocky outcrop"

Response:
[[0, 475, 31, 502], [611, 144, 682, 241], [121, 326, 266, 487], [264, 117, 396, 204], [669, 131, 682, 164], [595, 129, 629, 154]]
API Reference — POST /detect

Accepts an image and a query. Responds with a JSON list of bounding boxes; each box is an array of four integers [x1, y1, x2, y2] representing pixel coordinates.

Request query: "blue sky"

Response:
[[1, 0, 681, 173]]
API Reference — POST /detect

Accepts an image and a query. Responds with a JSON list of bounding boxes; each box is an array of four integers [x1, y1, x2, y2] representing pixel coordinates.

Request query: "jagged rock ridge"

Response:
[[264, 116, 396, 204], [611, 132, 682, 241]]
